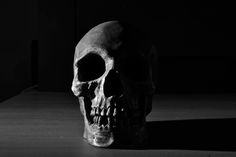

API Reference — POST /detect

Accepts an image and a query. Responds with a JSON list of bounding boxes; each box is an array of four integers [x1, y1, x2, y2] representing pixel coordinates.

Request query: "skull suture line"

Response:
[[72, 21, 156, 147]]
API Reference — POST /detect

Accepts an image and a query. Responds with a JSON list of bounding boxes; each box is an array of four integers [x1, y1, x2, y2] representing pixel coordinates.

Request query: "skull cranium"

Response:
[[71, 21, 156, 147]]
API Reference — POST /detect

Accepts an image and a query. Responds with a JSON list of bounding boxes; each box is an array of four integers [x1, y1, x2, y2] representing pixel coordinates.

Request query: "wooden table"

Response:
[[0, 91, 235, 157]]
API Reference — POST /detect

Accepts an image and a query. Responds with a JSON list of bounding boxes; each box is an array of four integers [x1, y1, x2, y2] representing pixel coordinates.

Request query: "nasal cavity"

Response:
[[104, 70, 123, 97]]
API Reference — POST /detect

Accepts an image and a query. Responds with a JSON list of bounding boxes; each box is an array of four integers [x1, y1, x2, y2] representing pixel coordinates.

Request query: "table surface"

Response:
[[0, 90, 236, 157]]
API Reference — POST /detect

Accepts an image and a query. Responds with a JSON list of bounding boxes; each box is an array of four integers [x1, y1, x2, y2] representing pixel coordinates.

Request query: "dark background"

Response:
[[0, 0, 236, 102]]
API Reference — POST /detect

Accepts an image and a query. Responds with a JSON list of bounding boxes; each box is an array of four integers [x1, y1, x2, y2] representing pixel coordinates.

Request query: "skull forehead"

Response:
[[75, 21, 123, 60], [75, 21, 152, 61]]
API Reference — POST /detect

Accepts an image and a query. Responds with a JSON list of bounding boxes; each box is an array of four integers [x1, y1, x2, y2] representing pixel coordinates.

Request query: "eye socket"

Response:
[[76, 53, 106, 81]]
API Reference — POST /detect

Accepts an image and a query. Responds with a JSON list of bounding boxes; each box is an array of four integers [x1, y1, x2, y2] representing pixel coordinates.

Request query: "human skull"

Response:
[[71, 21, 156, 147]]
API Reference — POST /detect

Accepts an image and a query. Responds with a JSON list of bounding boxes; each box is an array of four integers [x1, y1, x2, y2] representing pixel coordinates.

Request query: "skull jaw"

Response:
[[83, 124, 148, 148], [82, 114, 148, 148], [83, 115, 114, 147]]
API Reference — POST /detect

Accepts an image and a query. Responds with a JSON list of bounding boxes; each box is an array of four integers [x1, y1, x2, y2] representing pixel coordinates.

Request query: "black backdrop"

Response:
[[0, 0, 236, 102]]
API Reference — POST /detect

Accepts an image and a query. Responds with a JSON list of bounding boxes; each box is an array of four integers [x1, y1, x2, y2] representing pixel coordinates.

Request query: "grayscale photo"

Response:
[[0, 0, 235, 157]]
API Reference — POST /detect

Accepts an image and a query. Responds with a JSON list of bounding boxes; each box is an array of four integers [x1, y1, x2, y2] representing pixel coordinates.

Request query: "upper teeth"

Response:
[[113, 108, 116, 116], [90, 106, 116, 116], [101, 108, 105, 116], [96, 108, 99, 114], [98, 116, 101, 126], [88, 95, 123, 129], [89, 106, 118, 128], [90, 108, 96, 116], [106, 107, 111, 116]]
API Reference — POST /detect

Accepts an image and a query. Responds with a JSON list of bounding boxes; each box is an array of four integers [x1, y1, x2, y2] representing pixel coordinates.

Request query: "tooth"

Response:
[[99, 97, 105, 109], [90, 108, 95, 116], [106, 96, 112, 108], [113, 108, 116, 116], [98, 116, 101, 126], [96, 108, 99, 115], [93, 116, 96, 123], [106, 107, 111, 116], [101, 124, 104, 129], [101, 108, 105, 116], [88, 82, 91, 89], [108, 117, 110, 125], [107, 96, 113, 100], [106, 101, 110, 108]]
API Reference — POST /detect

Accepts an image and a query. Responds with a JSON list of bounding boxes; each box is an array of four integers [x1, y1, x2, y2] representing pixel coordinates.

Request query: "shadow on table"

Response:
[[112, 118, 236, 151], [146, 118, 236, 151]]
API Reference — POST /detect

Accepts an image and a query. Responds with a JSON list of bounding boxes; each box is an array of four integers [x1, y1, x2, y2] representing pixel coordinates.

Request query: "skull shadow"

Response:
[[110, 118, 236, 151]]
